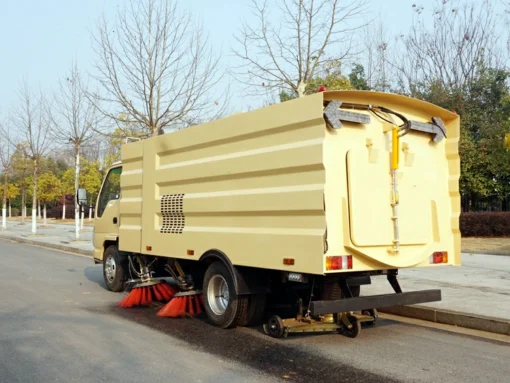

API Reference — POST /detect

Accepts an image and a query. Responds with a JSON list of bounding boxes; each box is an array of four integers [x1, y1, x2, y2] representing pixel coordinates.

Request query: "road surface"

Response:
[[1, 239, 509, 383]]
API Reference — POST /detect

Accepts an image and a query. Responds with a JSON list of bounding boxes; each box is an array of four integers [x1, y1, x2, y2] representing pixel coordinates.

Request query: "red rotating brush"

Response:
[[118, 281, 176, 308], [157, 291, 204, 318]]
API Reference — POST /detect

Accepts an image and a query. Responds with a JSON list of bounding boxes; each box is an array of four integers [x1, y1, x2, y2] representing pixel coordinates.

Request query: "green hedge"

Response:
[[460, 212, 510, 237], [10, 208, 20, 217]]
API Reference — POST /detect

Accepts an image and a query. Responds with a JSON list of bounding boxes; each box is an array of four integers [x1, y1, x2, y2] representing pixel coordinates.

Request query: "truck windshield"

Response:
[[97, 167, 122, 217]]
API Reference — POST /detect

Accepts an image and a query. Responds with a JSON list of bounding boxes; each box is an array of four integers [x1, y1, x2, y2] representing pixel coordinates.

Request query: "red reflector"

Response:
[[283, 258, 295, 266], [331, 256, 342, 270], [431, 252, 448, 264], [326, 256, 353, 271]]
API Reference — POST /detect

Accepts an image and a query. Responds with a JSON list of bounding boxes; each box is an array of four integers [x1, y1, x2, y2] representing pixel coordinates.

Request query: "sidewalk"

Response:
[[364, 254, 510, 335], [0, 220, 94, 256], [1, 219, 509, 335]]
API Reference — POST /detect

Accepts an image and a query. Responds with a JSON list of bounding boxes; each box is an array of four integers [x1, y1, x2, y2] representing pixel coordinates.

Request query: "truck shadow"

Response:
[[107, 305, 399, 383], [83, 266, 106, 289]]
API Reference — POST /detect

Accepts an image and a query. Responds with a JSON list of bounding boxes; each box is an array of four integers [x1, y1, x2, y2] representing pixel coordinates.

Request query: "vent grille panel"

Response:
[[160, 194, 185, 234]]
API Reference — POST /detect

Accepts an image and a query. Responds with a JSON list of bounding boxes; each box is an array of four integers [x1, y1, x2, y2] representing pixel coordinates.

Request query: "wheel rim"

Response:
[[105, 256, 116, 283], [268, 317, 282, 337], [208, 275, 229, 315]]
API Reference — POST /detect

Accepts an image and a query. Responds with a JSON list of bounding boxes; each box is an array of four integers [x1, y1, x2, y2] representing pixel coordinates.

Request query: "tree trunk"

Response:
[[38, 201, 41, 219], [297, 81, 306, 97], [75, 147, 80, 240], [62, 197, 66, 220], [2, 172, 7, 230], [80, 211, 85, 231], [43, 204, 47, 226], [88, 206, 92, 221], [21, 188, 25, 224], [9, 199, 11, 218], [32, 158, 38, 234]]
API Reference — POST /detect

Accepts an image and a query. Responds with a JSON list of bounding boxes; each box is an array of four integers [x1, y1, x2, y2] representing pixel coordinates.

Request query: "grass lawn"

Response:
[[462, 237, 510, 255]]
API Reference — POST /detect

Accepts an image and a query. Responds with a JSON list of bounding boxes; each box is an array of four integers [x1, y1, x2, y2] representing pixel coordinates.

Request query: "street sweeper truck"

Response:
[[83, 90, 460, 338]]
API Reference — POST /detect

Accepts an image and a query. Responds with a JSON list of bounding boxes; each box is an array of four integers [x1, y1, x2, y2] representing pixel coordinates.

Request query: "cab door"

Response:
[[93, 166, 122, 257]]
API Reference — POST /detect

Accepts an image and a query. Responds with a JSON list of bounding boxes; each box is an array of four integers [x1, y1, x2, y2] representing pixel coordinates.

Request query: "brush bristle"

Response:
[[157, 296, 183, 317], [118, 283, 177, 308], [118, 287, 143, 308], [156, 293, 204, 318], [156, 283, 176, 301]]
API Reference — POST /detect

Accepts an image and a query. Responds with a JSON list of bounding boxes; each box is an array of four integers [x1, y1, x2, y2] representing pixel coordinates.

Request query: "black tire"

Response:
[[103, 245, 127, 292], [203, 261, 249, 329], [238, 294, 267, 327], [266, 315, 285, 338], [339, 315, 361, 338], [362, 308, 378, 326]]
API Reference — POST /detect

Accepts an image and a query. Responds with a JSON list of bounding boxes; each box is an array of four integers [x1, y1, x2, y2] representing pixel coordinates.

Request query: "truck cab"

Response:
[[92, 162, 122, 264]]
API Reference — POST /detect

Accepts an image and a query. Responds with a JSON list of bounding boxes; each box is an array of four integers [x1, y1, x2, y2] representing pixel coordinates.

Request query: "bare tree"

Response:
[[390, 0, 506, 95], [360, 17, 391, 91], [11, 142, 31, 224], [12, 82, 52, 235], [90, 0, 227, 138], [232, 0, 369, 98], [0, 123, 14, 230], [51, 63, 99, 240]]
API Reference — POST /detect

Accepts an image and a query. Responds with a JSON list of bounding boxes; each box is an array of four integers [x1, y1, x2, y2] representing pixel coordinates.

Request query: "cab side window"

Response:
[[97, 167, 122, 217]]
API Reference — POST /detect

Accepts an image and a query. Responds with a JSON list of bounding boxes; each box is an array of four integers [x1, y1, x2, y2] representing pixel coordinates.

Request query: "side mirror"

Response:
[[76, 188, 88, 207]]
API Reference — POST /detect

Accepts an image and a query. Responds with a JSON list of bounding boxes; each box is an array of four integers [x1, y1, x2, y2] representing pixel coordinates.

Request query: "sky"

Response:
[[0, 0, 503, 120]]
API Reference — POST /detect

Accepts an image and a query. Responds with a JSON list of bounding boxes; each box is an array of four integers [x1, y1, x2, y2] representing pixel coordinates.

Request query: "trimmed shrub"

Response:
[[48, 205, 76, 219], [10, 208, 20, 217], [460, 212, 510, 237]]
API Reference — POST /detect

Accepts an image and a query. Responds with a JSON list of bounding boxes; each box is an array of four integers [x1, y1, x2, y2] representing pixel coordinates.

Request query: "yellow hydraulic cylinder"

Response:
[[390, 125, 400, 253], [391, 126, 400, 170]]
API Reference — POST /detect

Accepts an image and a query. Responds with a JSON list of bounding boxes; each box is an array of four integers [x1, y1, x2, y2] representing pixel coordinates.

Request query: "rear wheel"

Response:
[[238, 294, 267, 327], [203, 261, 248, 329], [103, 245, 127, 292]]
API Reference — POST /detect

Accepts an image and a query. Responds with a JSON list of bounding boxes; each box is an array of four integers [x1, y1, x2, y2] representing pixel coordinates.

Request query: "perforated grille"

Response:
[[160, 194, 185, 234]]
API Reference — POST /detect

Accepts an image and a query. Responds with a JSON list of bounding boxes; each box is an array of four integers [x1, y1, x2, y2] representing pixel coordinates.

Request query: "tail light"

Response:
[[430, 251, 448, 264], [326, 255, 353, 271]]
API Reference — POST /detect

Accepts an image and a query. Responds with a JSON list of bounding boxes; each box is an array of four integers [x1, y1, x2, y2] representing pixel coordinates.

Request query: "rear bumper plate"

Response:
[[310, 289, 441, 316]]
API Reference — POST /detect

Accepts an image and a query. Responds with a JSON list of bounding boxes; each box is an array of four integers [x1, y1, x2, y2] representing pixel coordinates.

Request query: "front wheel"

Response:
[[203, 261, 248, 329], [103, 245, 127, 292]]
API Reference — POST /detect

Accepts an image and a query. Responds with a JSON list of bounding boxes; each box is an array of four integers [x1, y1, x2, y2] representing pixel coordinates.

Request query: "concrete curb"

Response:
[[379, 305, 510, 336], [0, 234, 93, 258]]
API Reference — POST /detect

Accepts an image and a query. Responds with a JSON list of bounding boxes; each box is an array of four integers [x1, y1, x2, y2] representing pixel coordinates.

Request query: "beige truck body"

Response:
[[93, 90, 460, 275]]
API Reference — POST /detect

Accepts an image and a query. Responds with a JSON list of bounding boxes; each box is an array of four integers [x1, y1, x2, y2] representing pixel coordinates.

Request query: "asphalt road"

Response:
[[1, 239, 509, 383]]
